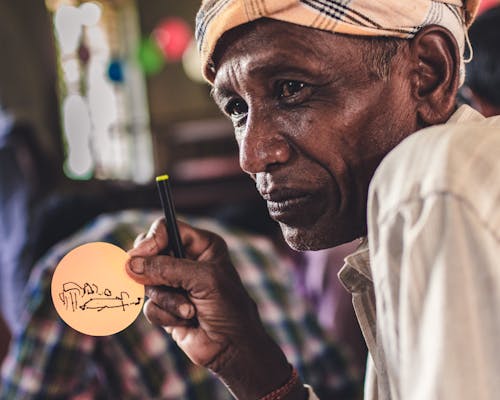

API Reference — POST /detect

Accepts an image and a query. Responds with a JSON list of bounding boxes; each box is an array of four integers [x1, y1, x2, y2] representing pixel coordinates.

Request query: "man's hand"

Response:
[[125, 218, 303, 400]]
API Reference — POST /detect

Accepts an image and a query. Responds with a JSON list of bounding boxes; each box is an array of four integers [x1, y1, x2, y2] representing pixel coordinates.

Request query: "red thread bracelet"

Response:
[[259, 367, 301, 400]]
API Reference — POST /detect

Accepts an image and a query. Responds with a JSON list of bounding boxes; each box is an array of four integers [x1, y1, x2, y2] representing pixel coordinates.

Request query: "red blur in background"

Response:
[[153, 17, 192, 61], [479, 0, 500, 14]]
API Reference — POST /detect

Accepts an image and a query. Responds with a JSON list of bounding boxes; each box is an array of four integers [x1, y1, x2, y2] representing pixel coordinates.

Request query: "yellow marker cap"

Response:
[[155, 174, 170, 182]]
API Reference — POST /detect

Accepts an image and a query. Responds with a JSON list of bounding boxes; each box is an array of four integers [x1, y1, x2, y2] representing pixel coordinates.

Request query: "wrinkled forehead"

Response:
[[211, 20, 375, 98], [212, 19, 333, 72], [211, 19, 365, 89]]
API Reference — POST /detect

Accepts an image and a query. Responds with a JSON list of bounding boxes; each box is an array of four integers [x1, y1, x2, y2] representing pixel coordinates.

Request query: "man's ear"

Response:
[[409, 25, 460, 126]]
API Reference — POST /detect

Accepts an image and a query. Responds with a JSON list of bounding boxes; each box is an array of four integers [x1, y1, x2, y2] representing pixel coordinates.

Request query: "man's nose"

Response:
[[238, 109, 291, 174]]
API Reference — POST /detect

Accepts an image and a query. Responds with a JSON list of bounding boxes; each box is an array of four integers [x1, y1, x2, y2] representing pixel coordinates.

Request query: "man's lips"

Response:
[[260, 188, 310, 202], [260, 188, 314, 223]]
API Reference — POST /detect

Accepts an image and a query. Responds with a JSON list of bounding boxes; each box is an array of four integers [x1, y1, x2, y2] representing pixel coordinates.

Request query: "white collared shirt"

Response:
[[338, 105, 500, 400]]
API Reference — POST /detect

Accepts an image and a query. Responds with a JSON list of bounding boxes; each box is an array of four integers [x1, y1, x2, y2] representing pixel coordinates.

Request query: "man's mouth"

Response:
[[260, 189, 314, 223]]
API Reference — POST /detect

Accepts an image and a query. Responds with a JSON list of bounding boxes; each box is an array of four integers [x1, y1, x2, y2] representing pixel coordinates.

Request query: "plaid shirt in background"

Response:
[[0, 210, 356, 399]]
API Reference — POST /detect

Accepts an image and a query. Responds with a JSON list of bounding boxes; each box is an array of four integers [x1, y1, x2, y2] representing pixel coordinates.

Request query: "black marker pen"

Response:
[[156, 174, 185, 258]]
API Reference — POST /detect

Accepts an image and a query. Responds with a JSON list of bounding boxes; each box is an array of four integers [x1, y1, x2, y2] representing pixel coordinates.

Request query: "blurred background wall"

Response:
[[0, 0, 261, 215]]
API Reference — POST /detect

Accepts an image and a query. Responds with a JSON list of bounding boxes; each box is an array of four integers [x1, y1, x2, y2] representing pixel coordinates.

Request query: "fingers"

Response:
[[128, 218, 228, 263], [133, 232, 147, 248], [129, 218, 223, 260], [129, 218, 167, 257], [176, 220, 227, 261], [143, 299, 193, 327], [145, 285, 195, 320], [126, 255, 206, 289]]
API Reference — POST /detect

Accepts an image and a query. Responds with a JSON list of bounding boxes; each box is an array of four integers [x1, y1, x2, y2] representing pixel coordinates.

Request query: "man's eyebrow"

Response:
[[210, 86, 233, 104], [247, 61, 311, 77]]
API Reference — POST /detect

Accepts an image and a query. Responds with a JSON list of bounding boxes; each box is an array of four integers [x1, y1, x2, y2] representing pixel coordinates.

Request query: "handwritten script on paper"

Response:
[[58, 282, 143, 312]]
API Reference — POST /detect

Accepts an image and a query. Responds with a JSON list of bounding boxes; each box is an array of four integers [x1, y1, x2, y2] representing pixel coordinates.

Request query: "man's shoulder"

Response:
[[370, 106, 500, 223]]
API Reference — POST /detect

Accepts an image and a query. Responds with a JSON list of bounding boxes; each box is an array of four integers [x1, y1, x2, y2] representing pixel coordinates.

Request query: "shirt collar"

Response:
[[448, 104, 485, 124], [337, 238, 371, 294]]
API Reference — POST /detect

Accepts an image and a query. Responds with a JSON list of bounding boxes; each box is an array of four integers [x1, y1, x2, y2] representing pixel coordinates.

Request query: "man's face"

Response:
[[212, 19, 417, 250]]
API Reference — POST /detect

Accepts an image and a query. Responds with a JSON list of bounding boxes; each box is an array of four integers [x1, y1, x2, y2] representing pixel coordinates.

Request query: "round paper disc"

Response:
[[51, 242, 144, 336]]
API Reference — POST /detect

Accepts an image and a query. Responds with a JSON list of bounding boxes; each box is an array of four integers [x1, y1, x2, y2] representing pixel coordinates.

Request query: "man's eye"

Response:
[[225, 99, 248, 117], [278, 80, 306, 98]]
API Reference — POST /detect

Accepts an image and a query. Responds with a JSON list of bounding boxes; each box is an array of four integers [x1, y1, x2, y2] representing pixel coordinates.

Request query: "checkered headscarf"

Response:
[[195, 0, 480, 83]]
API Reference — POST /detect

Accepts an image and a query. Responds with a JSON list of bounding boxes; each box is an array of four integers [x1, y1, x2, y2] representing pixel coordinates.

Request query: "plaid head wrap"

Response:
[[195, 0, 480, 83]]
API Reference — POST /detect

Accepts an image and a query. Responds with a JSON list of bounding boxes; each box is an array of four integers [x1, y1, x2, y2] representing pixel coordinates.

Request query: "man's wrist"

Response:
[[215, 330, 297, 400], [258, 367, 307, 400]]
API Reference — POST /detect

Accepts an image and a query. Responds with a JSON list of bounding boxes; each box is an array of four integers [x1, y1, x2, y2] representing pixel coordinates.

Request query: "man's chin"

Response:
[[279, 223, 337, 251], [279, 221, 361, 251]]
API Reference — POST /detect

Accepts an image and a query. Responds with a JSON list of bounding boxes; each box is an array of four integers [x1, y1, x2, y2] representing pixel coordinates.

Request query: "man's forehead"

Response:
[[212, 29, 364, 93], [213, 19, 344, 75]]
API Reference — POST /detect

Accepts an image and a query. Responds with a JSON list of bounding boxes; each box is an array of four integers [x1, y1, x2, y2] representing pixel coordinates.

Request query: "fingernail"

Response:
[[129, 257, 144, 274], [179, 304, 194, 319]]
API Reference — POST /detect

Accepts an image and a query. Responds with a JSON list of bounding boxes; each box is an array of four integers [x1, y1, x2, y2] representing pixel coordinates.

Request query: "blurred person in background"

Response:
[[0, 110, 55, 335], [460, 5, 500, 116]]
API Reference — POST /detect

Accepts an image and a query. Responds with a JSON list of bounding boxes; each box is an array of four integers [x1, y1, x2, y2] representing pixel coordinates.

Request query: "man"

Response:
[[461, 5, 500, 116], [0, 113, 51, 335], [126, 1, 500, 399]]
